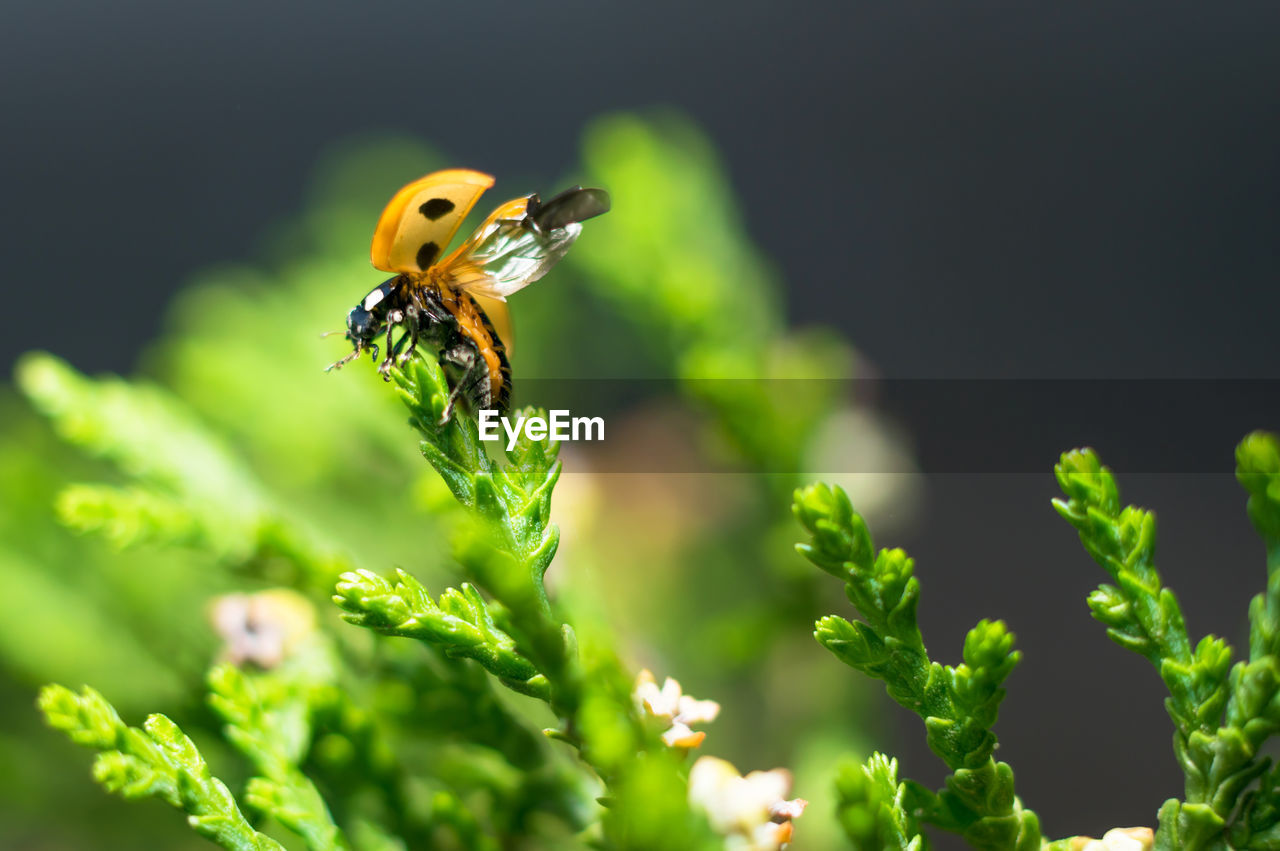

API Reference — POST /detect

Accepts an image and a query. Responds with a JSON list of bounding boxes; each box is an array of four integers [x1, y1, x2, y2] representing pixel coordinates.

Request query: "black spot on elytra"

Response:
[[419, 198, 455, 220], [416, 241, 440, 269]]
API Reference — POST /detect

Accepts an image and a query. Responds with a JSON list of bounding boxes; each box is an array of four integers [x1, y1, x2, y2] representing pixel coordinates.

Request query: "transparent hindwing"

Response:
[[439, 187, 610, 301]]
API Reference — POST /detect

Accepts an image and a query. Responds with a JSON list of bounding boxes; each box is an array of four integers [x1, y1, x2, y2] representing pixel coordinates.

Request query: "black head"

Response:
[[345, 303, 380, 348], [326, 278, 398, 372]]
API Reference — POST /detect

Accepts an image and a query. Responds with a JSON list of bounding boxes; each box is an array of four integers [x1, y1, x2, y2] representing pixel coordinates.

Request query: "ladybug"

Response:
[[328, 169, 609, 421]]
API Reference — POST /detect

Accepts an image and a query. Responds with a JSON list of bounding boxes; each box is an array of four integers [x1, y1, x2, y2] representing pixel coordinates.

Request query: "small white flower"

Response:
[[688, 756, 808, 850], [209, 589, 315, 668], [634, 669, 720, 749], [1071, 828, 1154, 851]]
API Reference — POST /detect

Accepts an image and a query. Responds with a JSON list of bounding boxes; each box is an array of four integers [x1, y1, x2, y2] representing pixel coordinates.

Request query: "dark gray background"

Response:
[[5, 0, 1279, 842]]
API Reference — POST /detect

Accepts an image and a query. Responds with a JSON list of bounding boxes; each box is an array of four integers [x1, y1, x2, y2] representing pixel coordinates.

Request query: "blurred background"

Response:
[[3, 1, 1280, 848]]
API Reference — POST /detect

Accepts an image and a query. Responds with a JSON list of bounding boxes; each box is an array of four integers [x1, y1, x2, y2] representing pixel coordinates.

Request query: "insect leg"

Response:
[[394, 310, 422, 366], [378, 309, 405, 378], [438, 344, 487, 425]]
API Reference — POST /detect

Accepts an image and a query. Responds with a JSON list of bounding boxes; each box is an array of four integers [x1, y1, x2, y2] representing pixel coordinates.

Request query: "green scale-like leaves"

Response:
[[28, 342, 717, 850], [16, 351, 350, 587], [39, 685, 285, 851], [795, 482, 1040, 851], [836, 754, 926, 851], [335, 570, 550, 701], [207, 662, 349, 851], [796, 433, 1280, 851], [1054, 433, 1280, 851], [333, 356, 719, 850], [376, 358, 568, 701]]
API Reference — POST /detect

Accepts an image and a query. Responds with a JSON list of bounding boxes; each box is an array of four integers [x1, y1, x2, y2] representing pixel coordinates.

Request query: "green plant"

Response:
[[15, 111, 1274, 851], [28, 351, 732, 849], [794, 482, 1036, 851], [36, 330, 1278, 850], [1054, 434, 1280, 850], [790, 431, 1280, 851], [4, 114, 877, 850]]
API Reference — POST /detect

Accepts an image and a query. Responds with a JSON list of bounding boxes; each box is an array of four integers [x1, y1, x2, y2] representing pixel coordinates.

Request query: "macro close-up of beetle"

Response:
[[328, 169, 610, 420], [5, 4, 1280, 850]]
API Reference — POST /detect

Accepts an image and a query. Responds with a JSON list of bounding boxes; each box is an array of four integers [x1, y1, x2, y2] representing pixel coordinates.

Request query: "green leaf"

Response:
[[798, 482, 1040, 850], [333, 569, 549, 701], [38, 684, 285, 851], [1058, 434, 1280, 845], [835, 753, 926, 851], [1238, 432, 1280, 548]]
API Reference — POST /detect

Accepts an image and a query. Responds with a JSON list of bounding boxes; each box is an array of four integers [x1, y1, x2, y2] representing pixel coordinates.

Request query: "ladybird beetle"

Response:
[[328, 169, 609, 421]]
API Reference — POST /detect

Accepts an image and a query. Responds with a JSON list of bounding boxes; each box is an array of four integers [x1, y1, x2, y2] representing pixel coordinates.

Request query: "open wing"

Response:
[[438, 186, 610, 301], [370, 169, 494, 274]]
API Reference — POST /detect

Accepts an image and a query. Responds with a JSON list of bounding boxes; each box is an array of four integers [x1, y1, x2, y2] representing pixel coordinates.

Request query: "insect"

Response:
[[328, 169, 610, 421]]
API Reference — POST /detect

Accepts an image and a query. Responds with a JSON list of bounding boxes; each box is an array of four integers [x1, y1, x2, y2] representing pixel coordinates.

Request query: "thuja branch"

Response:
[[1055, 435, 1280, 850], [38, 685, 285, 851], [208, 664, 349, 851], [329, 357, 723, 851], [334, 358, 582, 736], [794, 483, 1040, 851], [835, 754, 926, 851], [17, 352, 352, 589], [334, 569, 550, 701]]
